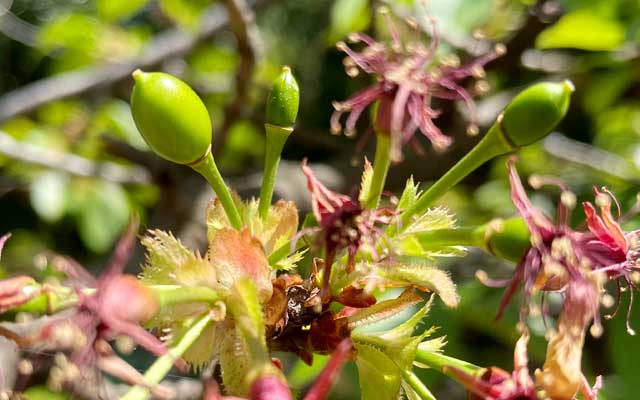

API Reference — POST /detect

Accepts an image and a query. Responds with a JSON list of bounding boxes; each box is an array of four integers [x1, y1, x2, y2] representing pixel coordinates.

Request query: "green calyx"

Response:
[[265, 66, 300, 128], [131, 70, 212, 165], [500, 80, 574, 147]]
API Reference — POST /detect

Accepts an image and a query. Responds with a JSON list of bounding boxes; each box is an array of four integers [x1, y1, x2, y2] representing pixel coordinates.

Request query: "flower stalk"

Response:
[[190, 150, 243, 230], [121, 313, 213, 400], [363, 134, 392, 209], [259, 66, 299, 220], [396, 80, 574, 231]]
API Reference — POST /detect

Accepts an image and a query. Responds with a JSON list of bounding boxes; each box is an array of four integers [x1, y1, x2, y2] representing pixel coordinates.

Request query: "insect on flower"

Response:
[[331, 5, 505, 162]]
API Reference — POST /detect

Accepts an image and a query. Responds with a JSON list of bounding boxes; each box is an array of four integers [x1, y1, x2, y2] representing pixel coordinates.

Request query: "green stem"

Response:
[[121, 313, 213, 400], [414, 348, 482, 379], [402, 370, 437, 400], [150, 285, 222, 308], [259, 124, 292, 220], [396, 123, 515, 232], [191, 151, 242, 230], [414, 228, 480, 248], [364, 134, 392, 209]]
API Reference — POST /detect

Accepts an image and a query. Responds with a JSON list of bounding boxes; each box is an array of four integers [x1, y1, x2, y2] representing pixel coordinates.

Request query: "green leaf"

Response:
[[397, 176, 419, 212], [159, 0, 210, 28], [358, 160, 374, 205], [535, 10, 625, 51], [98, 0, 150, 21], [30, 171, 69, 223], [23, 386, 67, 400], [328, 0, 371, 44], [76, 181, 130, 253], [378, 263, 459, 308], [354, 341, 403, 400]]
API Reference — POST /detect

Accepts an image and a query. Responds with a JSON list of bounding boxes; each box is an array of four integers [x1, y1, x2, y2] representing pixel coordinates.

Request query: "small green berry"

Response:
[[265, 66, 300, 127], [130, 70, 212, 165], [474, 217, 530, 262], [501, 80, 574, 147]]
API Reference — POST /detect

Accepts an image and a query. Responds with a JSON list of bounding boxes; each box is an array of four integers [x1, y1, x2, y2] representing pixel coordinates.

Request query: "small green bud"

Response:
[[265, 66, 300, 127], [474, 217, 530, 262], [500, 80, 574, 147], [130, 70, 212, 165]]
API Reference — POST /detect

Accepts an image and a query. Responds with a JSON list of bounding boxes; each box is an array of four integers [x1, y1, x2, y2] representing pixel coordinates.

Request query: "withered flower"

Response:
[[302, 161, 393, 300], [331, 7, 504, 161]]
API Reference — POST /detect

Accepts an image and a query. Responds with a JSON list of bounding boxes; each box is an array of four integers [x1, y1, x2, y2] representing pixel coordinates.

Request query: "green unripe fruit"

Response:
[[474, 217, 530, 263], [501, 80, 574, 147], [265, 66, 300, 127], [130, 70, 212, 165]]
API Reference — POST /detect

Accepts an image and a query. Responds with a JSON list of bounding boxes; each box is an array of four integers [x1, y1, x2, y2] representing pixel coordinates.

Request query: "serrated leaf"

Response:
[[182, 321, 220, 371], [347, 289, 422, 330], [140, 230, 215, 287], [30, 171, 69, 223], [228, 278, 265, 344], [379, 264, 459, 308], [207, 198, 298, 257], [220, 329, 253, 396], [378, 297, 434, 341], [404, 207, 456, 234], [535, 10, 625, 51], [272, 249, 306, 271], [354, 341, 402, 400], [397, 176, 419, 212], [358, 158, 374, 205]]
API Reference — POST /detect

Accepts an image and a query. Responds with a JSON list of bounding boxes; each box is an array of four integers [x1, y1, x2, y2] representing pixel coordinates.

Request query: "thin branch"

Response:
[[0, 2, 256, 122], [543, 132, 640, 182], [0, 3, 39, 47], [0, 130, 151, 184], [213, 0, 263, 155]]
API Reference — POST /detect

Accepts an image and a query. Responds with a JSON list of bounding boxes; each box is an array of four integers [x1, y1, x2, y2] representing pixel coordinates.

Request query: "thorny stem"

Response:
[[395, 122, 515, 233], [191, 150, 243, 230], [259, 124, 292, 220], [121, 313, 213, 400], [364, 134, 392, 209], [414, 348, 482, 379], [402, 370, 437, 400]]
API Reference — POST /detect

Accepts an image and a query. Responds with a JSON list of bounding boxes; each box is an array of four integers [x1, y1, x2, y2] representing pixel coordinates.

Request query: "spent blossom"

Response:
[[302, 161, 393, 300], [331, 6, 505, 161]]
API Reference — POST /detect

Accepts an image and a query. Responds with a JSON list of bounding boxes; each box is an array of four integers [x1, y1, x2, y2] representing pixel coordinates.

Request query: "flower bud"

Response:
[[500, 80, 574, 147], [265, 66, 300, 128], [130, 70, 212, 165]]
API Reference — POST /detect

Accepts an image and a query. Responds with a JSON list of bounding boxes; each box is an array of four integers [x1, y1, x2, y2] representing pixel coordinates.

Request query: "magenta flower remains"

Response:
[[331, 7, 505, 161]]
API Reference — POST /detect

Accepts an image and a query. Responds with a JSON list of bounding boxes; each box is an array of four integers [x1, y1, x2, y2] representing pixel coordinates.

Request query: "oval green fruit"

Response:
[[130, 70, 212, 165], [501, 80, 574, 147], [265, 66, 300, 127]]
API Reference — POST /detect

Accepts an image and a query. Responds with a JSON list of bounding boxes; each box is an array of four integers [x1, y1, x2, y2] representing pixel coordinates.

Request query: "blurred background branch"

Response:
[[0, 129, 151, 184], [0, 1, 260, 122]]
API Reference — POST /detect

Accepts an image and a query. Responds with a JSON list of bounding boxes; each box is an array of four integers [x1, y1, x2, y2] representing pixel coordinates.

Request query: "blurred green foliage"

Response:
[[1, 0, 640, 398]]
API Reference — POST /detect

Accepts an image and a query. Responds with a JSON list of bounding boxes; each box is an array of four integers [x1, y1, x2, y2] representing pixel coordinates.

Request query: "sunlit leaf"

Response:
[[328, 0, 371, 44], [30, 171, 69, 223], [76, 181, 130, 253], [159, 0, 210, 28], [97, 0, 150, 21], [535, 10, 625, 51]]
